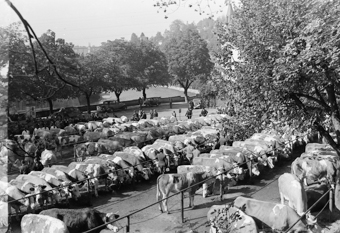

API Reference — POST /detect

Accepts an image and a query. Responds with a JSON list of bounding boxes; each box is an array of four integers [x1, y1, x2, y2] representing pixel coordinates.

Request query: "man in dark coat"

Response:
[[185, 108, 192, 119]]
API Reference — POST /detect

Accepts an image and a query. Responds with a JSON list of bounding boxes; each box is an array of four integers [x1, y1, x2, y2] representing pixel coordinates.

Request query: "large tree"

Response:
[[6, 27, 78, 114], [130, 34, 170, 99], [215, 0, 340, 154], [98, 39, 136, 102], [162, 21, 214, 102], [74, 53, 106, 113]]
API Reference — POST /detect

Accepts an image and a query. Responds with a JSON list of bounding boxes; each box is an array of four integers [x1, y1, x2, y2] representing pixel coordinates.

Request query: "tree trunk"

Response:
[[115, 91, 121, 103], [47, 99, 53, 115], [85, 93, 91, 114], [184, 88, 189, 103], [142, 88, 147, 100]]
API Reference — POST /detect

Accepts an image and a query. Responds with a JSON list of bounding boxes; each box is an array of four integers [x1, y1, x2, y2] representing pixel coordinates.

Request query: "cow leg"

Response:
[[164, 188, 171, 214], [189, 193, 195, 209], [279, 192, 285, 205]]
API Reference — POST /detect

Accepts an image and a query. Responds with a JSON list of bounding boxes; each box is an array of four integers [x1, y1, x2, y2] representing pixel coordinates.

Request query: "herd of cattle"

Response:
[[204, 142, 340, 232], [0, 113, 339, 233]]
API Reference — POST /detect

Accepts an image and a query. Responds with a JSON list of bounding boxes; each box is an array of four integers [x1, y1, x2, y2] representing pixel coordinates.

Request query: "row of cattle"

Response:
[[204, 142, 340, 233], [1, 114, 317, 231], [0, 115, 230, 222]]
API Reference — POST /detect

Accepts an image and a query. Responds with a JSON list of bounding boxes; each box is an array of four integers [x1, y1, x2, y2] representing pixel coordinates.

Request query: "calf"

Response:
[[39, 208, 120, 233], [233, 196, 320, 232], [156, 171, 215, 214]]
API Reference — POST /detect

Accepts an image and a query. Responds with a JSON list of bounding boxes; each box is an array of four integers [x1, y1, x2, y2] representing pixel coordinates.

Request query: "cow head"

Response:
[[69, 184, 81, 200], [104, 212, 120, 232], [137, 168, 150, 181], [251, 163, 260, 176], [34, 184, 47, 206], [225, 173, 237, 186], [267, 156, 275, 169]]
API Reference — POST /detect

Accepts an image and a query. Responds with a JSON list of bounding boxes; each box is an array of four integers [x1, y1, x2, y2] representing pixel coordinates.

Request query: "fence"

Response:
[[6, 128, 331, 232], [81, 132, 331, 233]]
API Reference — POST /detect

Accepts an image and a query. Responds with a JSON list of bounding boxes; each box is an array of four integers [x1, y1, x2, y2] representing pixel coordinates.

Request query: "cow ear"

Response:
[[41, 185, 47, 190]]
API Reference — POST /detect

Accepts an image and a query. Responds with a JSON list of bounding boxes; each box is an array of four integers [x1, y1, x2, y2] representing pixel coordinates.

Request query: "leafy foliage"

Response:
[[162, 21, 214, 102], [129, 34, 171, 99], [214, 0, 340, 153]]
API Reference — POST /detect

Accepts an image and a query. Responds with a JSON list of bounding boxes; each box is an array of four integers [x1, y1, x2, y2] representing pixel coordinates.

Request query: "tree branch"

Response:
[[293, 92, 330, 111]]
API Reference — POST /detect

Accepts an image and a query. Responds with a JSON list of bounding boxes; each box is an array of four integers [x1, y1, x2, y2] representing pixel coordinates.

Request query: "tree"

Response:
[[163, 21, 214, 102], [74, 53, 106, 113], [130, 35, 171, 99], [98, 39, 136, 102], [130, 33, 139, 44], [215, 0, 340, 154], [6, 26, 78, 114], [150, 32, 165, 47]]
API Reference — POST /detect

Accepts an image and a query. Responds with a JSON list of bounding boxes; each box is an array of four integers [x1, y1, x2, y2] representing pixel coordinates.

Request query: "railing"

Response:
[[81, 133, 314, 233]]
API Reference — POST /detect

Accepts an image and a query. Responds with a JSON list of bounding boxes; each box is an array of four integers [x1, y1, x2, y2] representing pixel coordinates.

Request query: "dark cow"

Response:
[[39, 208, 120, 233], [156, 172, 215, 214], [233, 196, 321, 233]]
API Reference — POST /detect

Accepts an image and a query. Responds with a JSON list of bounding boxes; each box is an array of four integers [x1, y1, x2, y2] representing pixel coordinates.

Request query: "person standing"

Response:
[[185, 142, 195, 164], [172, 111, 177, 121], [169, 97, 173, 109], [153, 109, 158, 118], [149, 110, 154, 119], [185, 108, 192, 119], [157, 149, 168, 174], [139, 97, 143, 108]]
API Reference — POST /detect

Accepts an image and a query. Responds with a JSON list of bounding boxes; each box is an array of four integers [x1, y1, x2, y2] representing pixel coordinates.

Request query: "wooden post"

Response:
[[126, 215, 130, 233], [330, 187, 333, 213], [181, 191, 185, 223], [87, 179, 92, 205], [220, 173, 224, 201]]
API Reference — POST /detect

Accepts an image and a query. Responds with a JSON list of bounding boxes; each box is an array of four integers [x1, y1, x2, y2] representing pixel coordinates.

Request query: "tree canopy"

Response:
[[162, 21, 214, 102], [214, 0, 340, 153]]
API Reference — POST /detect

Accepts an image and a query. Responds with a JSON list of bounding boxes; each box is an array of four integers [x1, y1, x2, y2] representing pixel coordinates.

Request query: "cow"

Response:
[[39, 208, 120, 233], [96, 139, 123, 155], [67, 163, 105, 197], [40, 149, 58, 167], [233, 196, 321, 232], [156, 171, 216, 214], [207, 204, 258, 233], [28, 171, 81, 201], [21, 214, 69, 233], [0, 181, 38, 220], [278, 173, 309, 217], [177, 165, 237, 197], [9, 174, 62, 207], [192, 157, 243, 178], [114, 152, 151, 182], [291, 157, 338, 186]]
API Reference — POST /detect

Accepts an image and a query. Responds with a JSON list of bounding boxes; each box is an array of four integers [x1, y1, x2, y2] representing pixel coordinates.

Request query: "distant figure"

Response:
[[185, 108, 192, 119], [132, 110, 140, 121], [19, 160, 31, 174], [169, 97, 172, 109], [200, 107, 208, 117], [185, 142, 195, 164], [141, 110, 147, 119], [150, 110, 154, 119], [189, 100, 194, 110], [153, 109, 158, 118], [172, 111, 177, 121], [139, 97, 143, 107], [156, 149, 168, 174]]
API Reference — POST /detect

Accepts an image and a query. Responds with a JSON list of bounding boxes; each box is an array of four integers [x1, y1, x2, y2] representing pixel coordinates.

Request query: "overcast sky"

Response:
[[1, 0, 229, 46]]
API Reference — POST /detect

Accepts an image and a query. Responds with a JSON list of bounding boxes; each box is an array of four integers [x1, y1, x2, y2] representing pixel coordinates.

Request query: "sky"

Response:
[[1, 0, 230, 46]]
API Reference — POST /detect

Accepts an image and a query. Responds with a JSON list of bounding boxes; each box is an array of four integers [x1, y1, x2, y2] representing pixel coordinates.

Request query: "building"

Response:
[[73, 44, 100, 56]]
